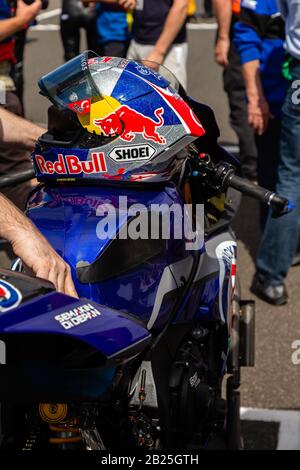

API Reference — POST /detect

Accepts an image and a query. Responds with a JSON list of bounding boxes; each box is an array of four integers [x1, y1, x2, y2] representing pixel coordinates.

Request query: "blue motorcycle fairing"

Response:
[[0, 291, 151, 362], [27, 184, 198, 329]]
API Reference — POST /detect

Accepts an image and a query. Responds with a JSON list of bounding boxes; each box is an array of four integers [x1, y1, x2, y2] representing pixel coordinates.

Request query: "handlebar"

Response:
[[227, 173, 293, 218], [0, 160, 294, 219], [0, 168, 35, 189], [191, 156, 294, 219]]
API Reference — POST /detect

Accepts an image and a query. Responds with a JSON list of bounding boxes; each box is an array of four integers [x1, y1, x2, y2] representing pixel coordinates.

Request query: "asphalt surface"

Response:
[[2, 0, 300, 441]]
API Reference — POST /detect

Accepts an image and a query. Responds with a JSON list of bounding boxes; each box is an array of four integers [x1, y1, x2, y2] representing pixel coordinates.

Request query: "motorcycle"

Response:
[[0, 53, 291, 451]]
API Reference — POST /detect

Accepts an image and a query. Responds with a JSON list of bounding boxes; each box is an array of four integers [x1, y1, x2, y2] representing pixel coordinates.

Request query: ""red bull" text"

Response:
[[34, 152, 107, 176]]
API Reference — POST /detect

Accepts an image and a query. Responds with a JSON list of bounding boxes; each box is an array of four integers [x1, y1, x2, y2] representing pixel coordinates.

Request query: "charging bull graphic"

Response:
[[94, 106, 166, 145], [0, 280, 22, 312]]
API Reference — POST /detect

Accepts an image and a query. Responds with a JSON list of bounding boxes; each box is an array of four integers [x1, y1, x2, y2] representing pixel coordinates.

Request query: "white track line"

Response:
[[36, 8, 62, 21], [30, 24, 60, 31], [241, 407, 300, 450], [187, 22, 217, 30], [35, 9, 217, 31], [32, 22, 217, 33]]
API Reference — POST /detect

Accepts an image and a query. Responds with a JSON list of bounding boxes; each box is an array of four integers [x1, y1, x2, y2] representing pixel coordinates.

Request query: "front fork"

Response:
[[227, 300, 255, 450]]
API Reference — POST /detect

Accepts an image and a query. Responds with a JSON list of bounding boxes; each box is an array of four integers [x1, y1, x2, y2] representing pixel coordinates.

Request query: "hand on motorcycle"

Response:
[[16, 0, 42, 26], [247, 96, 273, 136], [0, 194, 78, 298], [11, 228, 78, 298]]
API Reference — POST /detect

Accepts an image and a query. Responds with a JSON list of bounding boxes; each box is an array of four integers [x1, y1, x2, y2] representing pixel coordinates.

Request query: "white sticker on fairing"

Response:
[[216, 241, 237, 324], [109, 144, 155, 163], [54, 304, 102, 330]]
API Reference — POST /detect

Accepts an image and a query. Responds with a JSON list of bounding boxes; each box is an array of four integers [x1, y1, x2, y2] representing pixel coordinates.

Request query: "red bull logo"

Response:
[[0, 280, 22, 312], [34, 152, 107, 176], [94, 106, 166, 145]]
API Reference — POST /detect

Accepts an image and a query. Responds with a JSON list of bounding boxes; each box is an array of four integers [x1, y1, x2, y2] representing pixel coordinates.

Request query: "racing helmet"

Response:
[[33, 51, 205, 184]]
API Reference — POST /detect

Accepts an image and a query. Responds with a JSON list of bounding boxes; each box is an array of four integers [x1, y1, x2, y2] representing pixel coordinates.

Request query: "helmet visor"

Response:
[[38, 51, 100, 111]]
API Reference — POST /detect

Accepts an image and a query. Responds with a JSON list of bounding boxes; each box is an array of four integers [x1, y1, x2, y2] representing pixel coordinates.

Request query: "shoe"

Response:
[[250, 274, 288, 306]]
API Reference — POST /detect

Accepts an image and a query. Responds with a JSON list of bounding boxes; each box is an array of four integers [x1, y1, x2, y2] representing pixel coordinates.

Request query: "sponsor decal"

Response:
[[130, 171, 162, 181], [140, 81, 205, 138], [100, 57, 113, 63], [109, 144, 155, 163], [0, 279, 22, 313], [94, 106, 166, 145], [88, 57, 100, 65], [69, 92, 78, 102], [216, 241, 237, 324], [68, 98, 91, 115], [34, 152, 107, 176], [54, 303, 102, 330]]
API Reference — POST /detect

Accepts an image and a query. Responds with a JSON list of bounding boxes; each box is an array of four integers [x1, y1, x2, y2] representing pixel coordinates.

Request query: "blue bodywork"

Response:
[[0, 182, 236, 398], [26, 184, 201, 328]]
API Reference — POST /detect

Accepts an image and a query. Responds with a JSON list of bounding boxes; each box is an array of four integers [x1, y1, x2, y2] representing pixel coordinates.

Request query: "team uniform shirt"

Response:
[[0, 0, 15, 63], [232, 0, 241, 15], [278, 0, 300, 61], [0, 0, 16, 92], [133, 0, 187, 45], [95, 3, 132, 45], [233, 0, 286, 117]]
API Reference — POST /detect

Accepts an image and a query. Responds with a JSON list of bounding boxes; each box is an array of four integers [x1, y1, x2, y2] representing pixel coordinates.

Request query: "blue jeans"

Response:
[[256, 62, 300, 286]]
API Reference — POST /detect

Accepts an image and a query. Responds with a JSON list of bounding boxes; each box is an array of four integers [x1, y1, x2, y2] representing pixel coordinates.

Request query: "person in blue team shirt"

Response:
[[233, 0, 291, 305], [245, 0, 300, 306], [82, 0, 136, 58]]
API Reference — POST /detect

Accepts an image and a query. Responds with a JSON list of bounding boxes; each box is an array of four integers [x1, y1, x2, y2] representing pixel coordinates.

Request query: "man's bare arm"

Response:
[[146, 0, 188, 66], [0, 193, 77, 297], [82, 0, 136, 9], [242, 60, 272, 135], [213, 0, 232, 67], [0, 0, 41, 42], [0, 107, 44, 151]]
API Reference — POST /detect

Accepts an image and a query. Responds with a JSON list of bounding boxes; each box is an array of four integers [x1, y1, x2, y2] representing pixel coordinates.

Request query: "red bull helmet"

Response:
[[33, 51, 205, 183]]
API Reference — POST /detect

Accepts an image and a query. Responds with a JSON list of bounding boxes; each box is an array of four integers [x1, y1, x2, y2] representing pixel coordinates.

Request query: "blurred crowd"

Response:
[[0, 0, 299, 305]]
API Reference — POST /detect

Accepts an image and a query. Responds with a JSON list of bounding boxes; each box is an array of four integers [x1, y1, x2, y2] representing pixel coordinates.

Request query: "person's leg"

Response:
[[203, 0, 213, 18], [254, 63, 300, 303], [223, 41, 258, 180], [163, 43, 188, 90], [127, 40, 153, 61], [60, 1, 81, 62], [97, 41, 130, 59], [0, 92, 33, 210], [256, 118, 281, 228], [83, 6, 98, 54]]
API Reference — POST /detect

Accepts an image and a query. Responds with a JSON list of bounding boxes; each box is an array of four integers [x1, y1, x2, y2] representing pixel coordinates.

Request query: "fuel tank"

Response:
[[26, 184, 198, 330]]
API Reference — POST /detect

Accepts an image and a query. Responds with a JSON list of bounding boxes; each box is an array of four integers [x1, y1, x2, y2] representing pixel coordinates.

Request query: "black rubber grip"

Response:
[[228, 174, 291, 218], [0, 168, 35, 189]]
